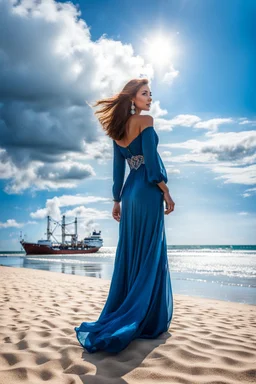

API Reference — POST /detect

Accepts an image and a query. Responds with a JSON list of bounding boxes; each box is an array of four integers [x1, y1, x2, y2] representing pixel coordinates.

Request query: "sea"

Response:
[[0, 245, 255, 305]]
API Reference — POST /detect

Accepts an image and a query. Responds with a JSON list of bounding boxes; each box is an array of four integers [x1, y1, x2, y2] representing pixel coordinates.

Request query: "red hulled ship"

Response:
[[20, 215, 103, 255]]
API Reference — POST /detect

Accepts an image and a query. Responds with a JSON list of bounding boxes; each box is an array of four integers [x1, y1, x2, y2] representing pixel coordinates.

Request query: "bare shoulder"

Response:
[[139, 115, 154, 132]]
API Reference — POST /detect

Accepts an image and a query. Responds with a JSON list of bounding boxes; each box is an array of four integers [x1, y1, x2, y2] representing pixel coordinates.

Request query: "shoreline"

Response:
[[0, 266, 255, 383], [1, 262, 255, 306]]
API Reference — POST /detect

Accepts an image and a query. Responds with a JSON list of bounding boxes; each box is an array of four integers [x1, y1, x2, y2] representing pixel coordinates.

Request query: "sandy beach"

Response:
[[0, 266, 255, 384]]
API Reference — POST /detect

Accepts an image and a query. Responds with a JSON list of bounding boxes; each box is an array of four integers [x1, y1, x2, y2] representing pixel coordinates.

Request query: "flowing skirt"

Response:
[[74, 169, 173, 353]]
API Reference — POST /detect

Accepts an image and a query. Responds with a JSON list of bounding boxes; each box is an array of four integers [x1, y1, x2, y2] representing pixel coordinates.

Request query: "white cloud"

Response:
[[0, 219, 23, 228], [161, 130, 256, 186], [1, 157, 97, 194], [29, 193, 112, 238], [148, 100, 168, 118], [0, 0, 153, 193], [162, 64, 179, 85], [163, 130, 256, 163], [194, 118, 233, 132], [213, 164, 256, 186], [242, 187, 256, 198], [30, 194, 111, 220], [64, 205, 111, 220], [239, 119, 256, 125], [156, 114, 202, 131], [155, 114, 236, 133]]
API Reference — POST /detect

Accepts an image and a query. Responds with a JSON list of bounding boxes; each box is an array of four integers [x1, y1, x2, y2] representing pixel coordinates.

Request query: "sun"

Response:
[[142, 33, 177, 69]]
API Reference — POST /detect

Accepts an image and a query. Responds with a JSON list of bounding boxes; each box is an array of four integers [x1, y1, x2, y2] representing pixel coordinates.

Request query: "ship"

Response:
[[20, 215, 103, 255]]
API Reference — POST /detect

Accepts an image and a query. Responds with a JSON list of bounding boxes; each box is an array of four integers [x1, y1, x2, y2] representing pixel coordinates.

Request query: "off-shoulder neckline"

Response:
[[114, 126, 154, 148]]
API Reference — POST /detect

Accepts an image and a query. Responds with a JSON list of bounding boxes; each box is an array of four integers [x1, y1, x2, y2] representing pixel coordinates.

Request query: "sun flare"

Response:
[[142, 33, 177, 69]]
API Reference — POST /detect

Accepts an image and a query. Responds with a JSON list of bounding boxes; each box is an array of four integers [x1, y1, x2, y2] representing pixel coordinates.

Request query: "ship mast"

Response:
[[46, 215, 79, 247], [74, 217, 78, 246], [61, 215, 65, 246], [47, 216, 51, 240]]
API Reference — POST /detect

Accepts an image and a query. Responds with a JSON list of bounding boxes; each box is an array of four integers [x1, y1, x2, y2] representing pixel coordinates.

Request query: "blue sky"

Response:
[[0, 0, 255, 251]]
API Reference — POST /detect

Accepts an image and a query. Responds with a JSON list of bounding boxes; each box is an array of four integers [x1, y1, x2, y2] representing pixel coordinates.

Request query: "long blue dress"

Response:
[[74, 125, 173, 353]]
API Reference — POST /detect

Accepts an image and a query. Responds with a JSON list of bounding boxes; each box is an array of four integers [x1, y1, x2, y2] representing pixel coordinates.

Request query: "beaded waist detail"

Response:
[[126, 155, 145, 170]]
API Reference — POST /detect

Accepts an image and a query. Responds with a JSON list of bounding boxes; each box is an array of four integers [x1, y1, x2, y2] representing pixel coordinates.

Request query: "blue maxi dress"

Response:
[[74, 126, 173, 353]]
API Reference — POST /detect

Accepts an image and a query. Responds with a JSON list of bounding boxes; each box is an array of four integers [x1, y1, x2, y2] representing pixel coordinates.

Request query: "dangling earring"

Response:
[[130, 100, 136, 115]]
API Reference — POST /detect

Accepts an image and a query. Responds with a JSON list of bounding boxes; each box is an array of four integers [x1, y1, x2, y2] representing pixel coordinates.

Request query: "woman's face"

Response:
[[132, 85, 152, 113]]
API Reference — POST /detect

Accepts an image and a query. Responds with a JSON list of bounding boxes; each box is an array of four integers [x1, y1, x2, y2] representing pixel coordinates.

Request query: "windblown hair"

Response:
[[92, 78, 149, 141]]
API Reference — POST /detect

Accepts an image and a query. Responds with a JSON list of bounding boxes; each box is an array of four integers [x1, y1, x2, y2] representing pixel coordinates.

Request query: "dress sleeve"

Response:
[[112, 140, 126, 202], [141, 126, 168, 184]]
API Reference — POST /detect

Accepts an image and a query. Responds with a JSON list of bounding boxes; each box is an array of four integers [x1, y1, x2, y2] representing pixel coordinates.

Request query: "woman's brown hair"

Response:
[[92, 78, 149, 141]]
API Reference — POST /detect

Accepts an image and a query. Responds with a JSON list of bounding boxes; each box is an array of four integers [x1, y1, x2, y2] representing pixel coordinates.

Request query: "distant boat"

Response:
[[20, 215, 103, 255]]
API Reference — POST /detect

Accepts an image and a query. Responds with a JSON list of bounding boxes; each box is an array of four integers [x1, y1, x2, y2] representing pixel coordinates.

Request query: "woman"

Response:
[[74, 78, 175, 354]]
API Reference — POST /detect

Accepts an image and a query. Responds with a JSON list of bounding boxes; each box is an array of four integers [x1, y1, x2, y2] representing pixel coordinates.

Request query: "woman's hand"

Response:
[[163, 191, 175, 215], [112, 202, 121, 222]]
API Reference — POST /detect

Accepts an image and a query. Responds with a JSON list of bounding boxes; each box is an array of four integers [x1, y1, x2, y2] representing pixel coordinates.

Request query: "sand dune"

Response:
[[0, 266, 255, 384]]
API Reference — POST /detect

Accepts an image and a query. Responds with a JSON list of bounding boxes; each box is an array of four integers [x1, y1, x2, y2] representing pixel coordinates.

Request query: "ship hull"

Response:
[[21, 242, 100, 255]]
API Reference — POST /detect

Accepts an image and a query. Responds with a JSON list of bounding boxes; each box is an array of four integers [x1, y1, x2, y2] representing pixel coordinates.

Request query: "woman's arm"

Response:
[[112, 140, 126, 202], [141, 126, 168, 188], [157, 180, 169, 193]]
